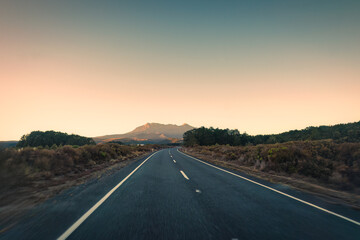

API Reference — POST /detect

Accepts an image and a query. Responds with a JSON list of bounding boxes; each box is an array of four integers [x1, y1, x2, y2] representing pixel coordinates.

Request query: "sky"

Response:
[[1, 0, 360, 140]]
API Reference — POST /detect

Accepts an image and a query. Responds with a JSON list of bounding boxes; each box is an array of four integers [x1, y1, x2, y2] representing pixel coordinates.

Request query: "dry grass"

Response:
[[182, 140, 360, 208], [0, 144, 163, 231]]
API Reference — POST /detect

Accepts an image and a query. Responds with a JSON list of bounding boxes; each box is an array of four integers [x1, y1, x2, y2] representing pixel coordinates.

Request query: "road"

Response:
[[2, 148, 360, 239]]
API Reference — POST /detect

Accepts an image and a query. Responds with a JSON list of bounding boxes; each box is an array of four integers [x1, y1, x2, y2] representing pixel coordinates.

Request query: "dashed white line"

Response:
[[180, 170, 189, 180], [173, 160, 176, 163], [177, 149, 360, 227], [57, 151, 159, 240], [195, 189, 201, 193]]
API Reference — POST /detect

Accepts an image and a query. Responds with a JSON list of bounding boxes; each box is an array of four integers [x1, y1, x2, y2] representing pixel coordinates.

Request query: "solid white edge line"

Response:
[[57, 151, 160, 240], [177, 149, 360, 227], [180, 170, 189, 180]]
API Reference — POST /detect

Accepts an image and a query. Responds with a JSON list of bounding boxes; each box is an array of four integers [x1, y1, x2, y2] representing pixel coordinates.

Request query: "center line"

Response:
[[178, 149, 360, 226], [180, 170, 189, 180]]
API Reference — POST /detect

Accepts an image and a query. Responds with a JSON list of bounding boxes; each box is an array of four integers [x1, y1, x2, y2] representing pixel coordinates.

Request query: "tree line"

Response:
[[183, 121, 360, 146], [16, 131, 96, 148]]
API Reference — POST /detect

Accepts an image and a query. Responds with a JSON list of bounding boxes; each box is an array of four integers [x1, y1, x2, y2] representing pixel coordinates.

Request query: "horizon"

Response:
[[2, 120, 359, 141], [1, 1, 360, 141]]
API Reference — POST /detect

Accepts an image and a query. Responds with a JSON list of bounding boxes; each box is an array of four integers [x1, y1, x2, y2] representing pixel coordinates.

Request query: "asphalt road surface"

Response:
[[2, 148, 360, 240]]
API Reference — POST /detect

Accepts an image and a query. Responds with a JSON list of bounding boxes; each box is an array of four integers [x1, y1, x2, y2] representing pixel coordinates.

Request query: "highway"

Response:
[[2, 148, 360, 239]]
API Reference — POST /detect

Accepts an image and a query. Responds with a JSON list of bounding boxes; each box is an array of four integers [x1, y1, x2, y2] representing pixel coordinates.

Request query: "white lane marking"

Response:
[[177, 149, 360, 226], [173, 160, 176, 163], [57, 151, 160, 240], [180, 170, 189, 180], [195, 189, 201, 193]]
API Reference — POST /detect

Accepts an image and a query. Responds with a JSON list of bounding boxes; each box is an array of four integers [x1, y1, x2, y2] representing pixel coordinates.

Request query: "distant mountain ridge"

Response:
[[0, 141, 18, 149], [94, 123, 194, 144]]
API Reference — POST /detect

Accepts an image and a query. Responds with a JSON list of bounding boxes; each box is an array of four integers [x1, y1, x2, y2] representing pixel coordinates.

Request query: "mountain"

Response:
[[94, 123, 195, 144], [0, 141, 18, 149]]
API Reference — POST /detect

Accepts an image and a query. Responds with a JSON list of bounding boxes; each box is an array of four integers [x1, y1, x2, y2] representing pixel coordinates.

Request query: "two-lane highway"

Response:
[[2, 148, 360, 239]]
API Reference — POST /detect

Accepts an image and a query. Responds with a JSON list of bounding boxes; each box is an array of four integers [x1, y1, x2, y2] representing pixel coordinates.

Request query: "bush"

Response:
[[185, 140, 360, 192], [0, 143, 162, 191]]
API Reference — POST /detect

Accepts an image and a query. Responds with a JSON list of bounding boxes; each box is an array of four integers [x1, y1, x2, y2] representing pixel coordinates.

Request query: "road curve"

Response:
[[2, 148, 360, 240]]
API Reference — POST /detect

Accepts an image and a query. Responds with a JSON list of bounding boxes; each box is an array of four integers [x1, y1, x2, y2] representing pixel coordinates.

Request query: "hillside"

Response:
[[94, 123, 194, 144]]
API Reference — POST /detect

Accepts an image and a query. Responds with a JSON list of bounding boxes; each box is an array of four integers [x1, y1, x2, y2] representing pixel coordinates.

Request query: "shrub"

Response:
[[0, 143, 161, 192], [185, 140, 360, 192]]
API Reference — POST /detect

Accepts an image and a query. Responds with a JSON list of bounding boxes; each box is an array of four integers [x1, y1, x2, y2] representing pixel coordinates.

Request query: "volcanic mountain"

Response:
[[94, 123, 194, 144]]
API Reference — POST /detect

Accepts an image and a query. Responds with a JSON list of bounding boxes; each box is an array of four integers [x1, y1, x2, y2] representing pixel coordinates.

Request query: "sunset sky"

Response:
[[1, 0, 360, 140]]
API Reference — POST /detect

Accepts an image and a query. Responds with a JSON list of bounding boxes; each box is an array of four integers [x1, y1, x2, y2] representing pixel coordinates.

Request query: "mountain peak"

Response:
[[94, 123, 195, 144], [130, 123, 193, 134]]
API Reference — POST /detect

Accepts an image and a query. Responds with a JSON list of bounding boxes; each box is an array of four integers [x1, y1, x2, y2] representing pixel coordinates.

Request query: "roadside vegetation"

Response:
[[0, 143, 160, 192], [184, 141, 360, 192], [182, 121, 360, 207], [183, 121, 360, 146], [0, 141, 162, 230], [183, 141, 360, 207]]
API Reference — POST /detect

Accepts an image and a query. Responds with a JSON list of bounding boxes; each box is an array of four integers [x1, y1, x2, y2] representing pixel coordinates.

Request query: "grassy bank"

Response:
[[0, 144, 162, 230], [182, 140, 360, 207]]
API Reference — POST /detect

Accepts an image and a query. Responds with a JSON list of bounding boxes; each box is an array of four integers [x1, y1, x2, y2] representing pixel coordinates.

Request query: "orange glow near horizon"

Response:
[[1, 1, 360, 140]]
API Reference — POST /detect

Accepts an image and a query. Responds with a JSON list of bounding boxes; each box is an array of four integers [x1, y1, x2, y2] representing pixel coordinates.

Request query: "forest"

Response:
[[183, 121, 360, 146]]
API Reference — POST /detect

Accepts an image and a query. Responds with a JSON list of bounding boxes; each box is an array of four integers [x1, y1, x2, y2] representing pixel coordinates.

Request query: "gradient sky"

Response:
[[1, 0, 360, 140]]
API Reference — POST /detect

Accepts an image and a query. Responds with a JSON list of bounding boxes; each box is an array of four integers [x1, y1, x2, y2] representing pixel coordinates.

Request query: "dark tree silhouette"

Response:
[[16, 131, 95, 148], [183, 121, 360, 146]]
